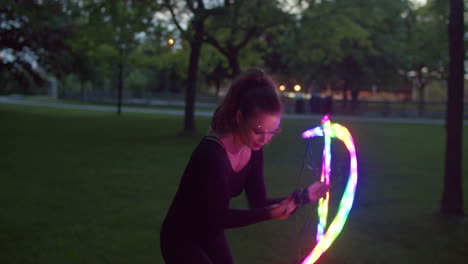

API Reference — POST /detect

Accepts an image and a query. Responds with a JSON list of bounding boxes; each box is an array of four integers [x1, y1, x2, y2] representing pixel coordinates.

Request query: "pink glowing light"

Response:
[[300, 115, 358, 264]]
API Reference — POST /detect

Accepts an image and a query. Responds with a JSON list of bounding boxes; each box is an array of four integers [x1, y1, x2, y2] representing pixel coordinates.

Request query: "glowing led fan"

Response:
[[299, 114, 358, 264]]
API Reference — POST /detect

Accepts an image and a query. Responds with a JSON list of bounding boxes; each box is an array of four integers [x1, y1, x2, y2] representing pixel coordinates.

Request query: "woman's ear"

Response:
[[235, 110, 243, 126]]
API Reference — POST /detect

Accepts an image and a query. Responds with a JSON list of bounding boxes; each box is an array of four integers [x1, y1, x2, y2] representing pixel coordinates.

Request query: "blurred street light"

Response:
[[294, 84, 301, 92], [167, 38, 175, 46], [279, 84, 286, 91]]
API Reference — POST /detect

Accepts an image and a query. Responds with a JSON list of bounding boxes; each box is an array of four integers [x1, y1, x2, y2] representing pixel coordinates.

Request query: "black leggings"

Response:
[[160, 225, 234, 264]]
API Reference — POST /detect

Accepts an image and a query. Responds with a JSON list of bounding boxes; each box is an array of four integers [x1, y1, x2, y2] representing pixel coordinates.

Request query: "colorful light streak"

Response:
[[300, 115, 358, 264]]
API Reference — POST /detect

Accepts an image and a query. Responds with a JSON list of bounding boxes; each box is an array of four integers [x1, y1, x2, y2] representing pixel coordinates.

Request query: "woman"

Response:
[[160, 69, 327, 264]]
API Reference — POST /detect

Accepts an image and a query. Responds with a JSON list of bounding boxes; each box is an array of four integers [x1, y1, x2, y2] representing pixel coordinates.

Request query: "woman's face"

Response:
[[237, 111, 282, 151]]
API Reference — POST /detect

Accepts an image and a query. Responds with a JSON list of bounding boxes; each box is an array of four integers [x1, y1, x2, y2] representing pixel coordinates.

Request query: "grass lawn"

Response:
[[1, 103, 467, 264]]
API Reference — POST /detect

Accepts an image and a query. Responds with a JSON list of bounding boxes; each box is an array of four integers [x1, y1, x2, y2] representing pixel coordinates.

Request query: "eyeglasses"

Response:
[[250, 125, 282, 136]]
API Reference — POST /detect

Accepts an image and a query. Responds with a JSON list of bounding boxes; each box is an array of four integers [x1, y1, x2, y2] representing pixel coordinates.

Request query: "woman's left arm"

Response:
[[244, 149, 287, 208]]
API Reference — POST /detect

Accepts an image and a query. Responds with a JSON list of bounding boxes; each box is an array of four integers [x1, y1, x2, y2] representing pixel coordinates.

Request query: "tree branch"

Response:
[[164, 0, 188, 39], [186, 0, 196, 12], [235, 27, 257, 52], [203, 32, 229, 56], [196, 0, 205, 9]]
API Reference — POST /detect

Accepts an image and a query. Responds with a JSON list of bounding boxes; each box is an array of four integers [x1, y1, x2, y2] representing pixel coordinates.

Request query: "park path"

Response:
[[1, 96, 467, 125]]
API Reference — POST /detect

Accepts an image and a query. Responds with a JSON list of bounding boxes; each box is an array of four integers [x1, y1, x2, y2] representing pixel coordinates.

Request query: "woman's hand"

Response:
[[268, 196, 297, 220], [307, 181, 329, 202]]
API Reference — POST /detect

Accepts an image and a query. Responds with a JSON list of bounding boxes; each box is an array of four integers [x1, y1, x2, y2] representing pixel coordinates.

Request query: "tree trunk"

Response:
[[80, 79, 85, 103], [342, 80, 348, 110], [417, 82, 426, 117], [215, 79, 221, 97], [117, 47, 123, 116], [441, 0, 464, 216], [227, 53, 241, 77], [351, 88, 359, 113], [183, 20, 204, 132]]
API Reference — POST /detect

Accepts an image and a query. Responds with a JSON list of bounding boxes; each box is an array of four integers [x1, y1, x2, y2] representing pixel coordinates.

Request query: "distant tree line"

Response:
[[1, 1, 453, 98]]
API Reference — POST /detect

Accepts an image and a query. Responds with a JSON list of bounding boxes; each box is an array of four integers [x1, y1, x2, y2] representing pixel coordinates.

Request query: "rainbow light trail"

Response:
[[300, 115, 358, 264]]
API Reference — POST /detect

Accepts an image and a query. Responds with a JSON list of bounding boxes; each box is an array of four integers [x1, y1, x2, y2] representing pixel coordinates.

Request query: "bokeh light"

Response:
[[167, 38, 175, 46]]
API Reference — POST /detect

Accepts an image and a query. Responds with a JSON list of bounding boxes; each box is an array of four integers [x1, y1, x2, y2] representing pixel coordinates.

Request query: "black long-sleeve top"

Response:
[[162, 135, 281, 240]]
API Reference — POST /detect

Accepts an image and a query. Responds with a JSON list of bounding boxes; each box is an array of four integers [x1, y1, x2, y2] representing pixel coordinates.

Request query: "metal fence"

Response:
[[287, 97, 468, 119], [61, 89, 468, 119], [60, 90, 220, 109]]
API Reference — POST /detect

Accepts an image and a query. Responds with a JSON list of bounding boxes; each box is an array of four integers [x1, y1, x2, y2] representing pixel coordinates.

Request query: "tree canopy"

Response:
[[0, 0, 459, 101]]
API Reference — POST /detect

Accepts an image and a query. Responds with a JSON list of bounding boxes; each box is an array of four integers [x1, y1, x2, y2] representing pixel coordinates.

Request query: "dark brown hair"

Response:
[[211, 68, 283, 134]]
